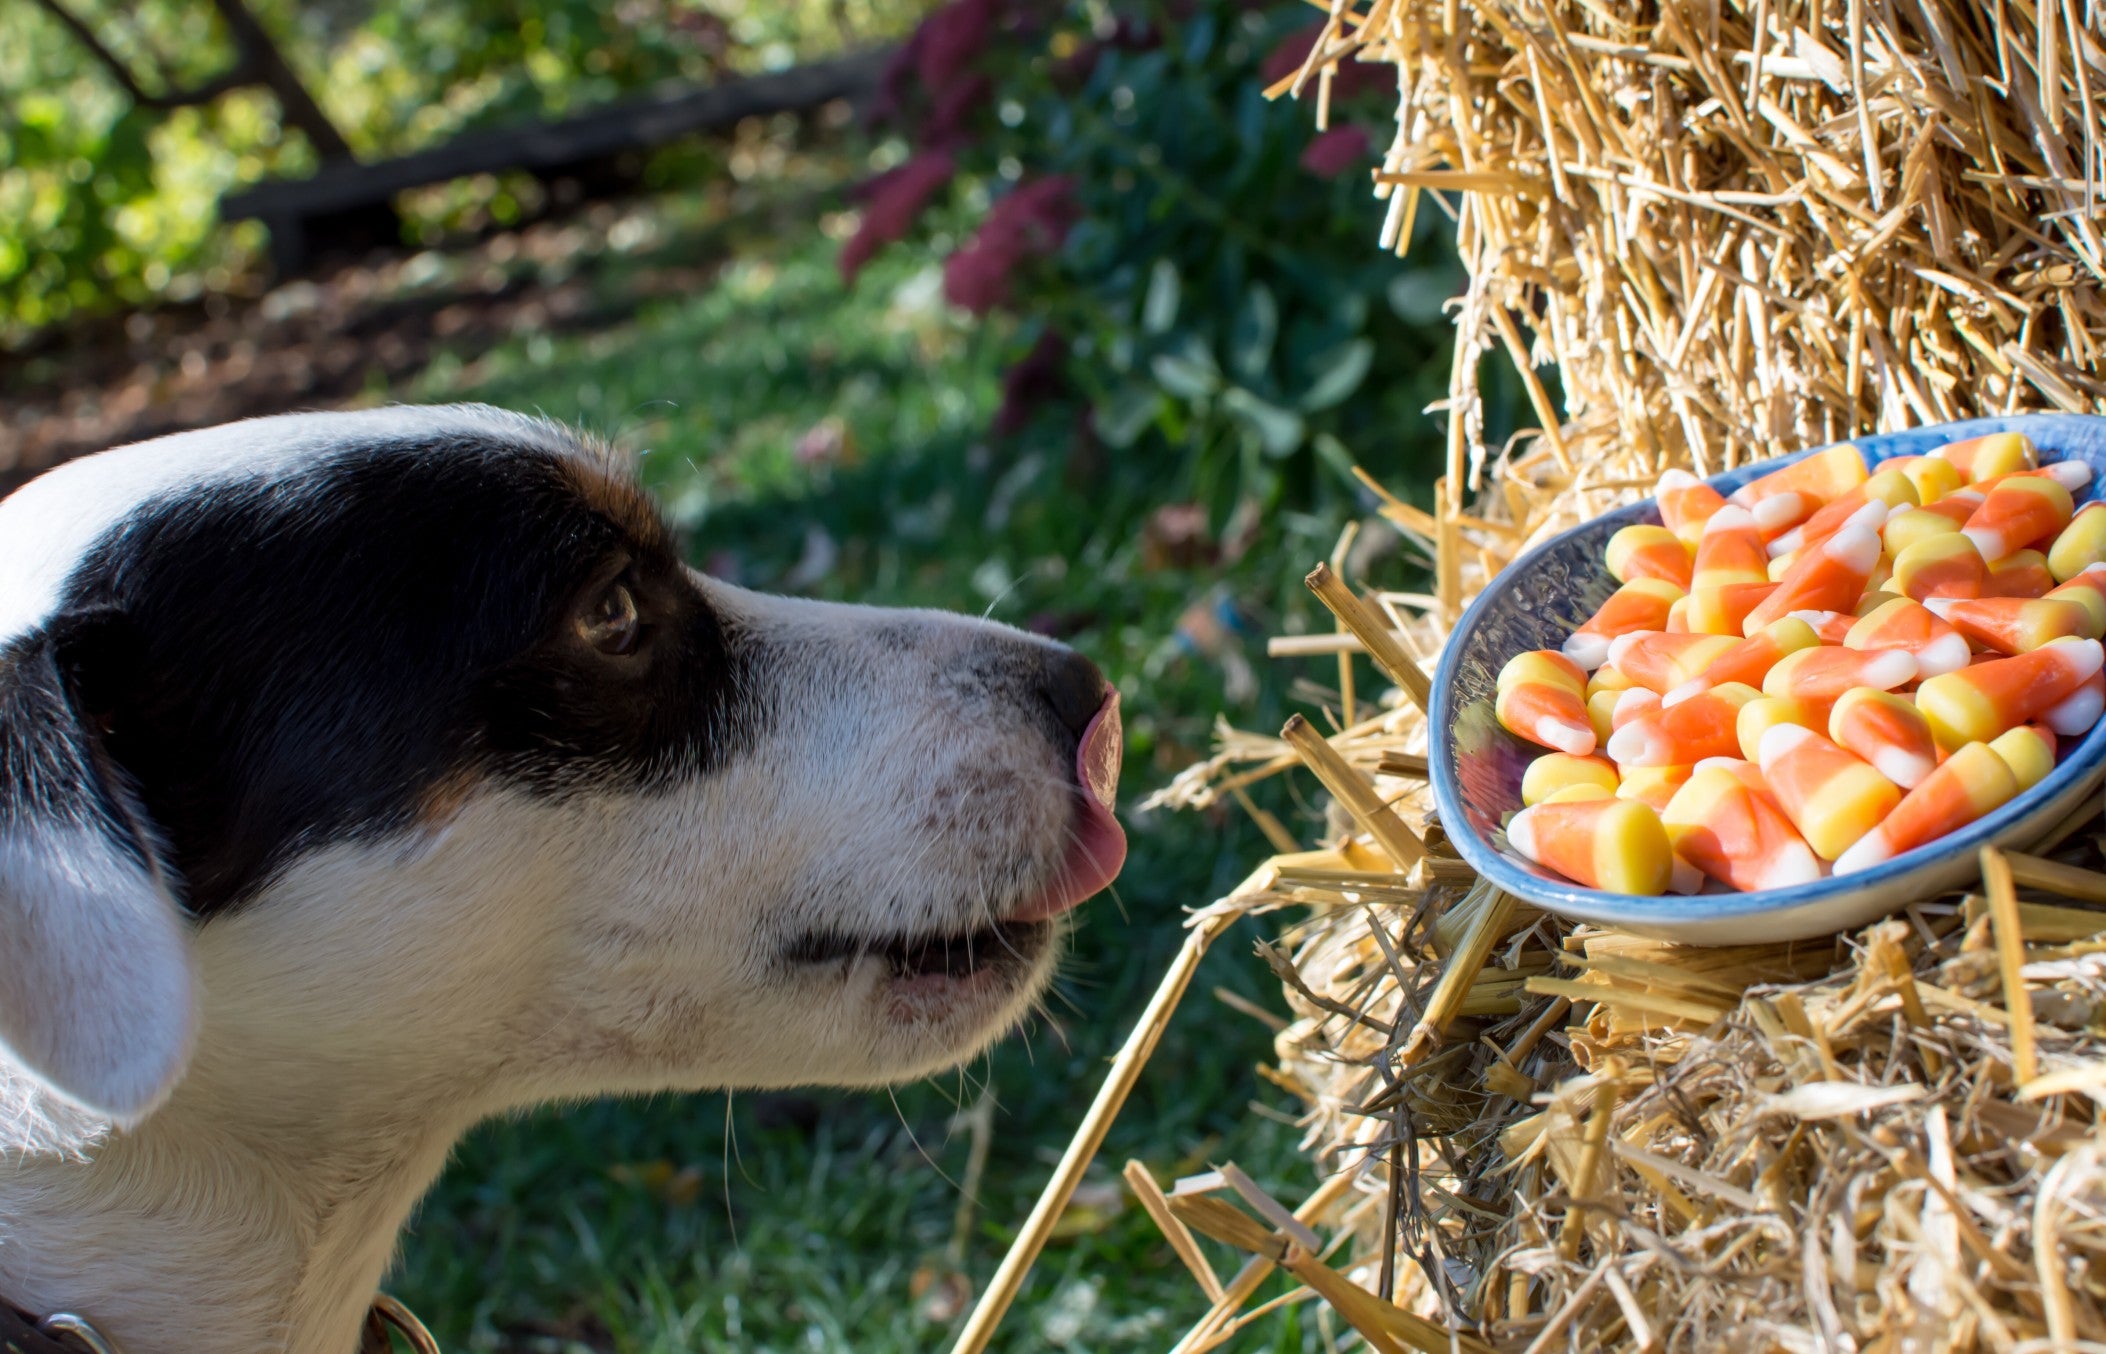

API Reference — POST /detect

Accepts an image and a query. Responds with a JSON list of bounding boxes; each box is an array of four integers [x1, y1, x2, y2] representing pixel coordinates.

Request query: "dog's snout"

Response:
[[1040, 646, 1110, 745]]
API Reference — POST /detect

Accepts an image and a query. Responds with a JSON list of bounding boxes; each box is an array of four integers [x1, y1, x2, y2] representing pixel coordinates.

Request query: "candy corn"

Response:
[[1729, 443, 1868, 516], [1737, 695, 1816, 762], [1656, 468, 1727, 550], [1842, 596, 1972, 677], [1585, 688, 1620, 744], [1741, 524, 1882, 631], [1831, 742, 2018, 874], [1611, 687, 1661, 730], [2045, 564, 2106, 638], [1990, 724, 2057, 791], [1692, 506, 1771, 590], [1563, 578, 1685, 669], [1892, 533, 1989, 601], [1605, 524, 1695, 588], [1761, 645, 1916, 704], [1606, 683, 1761, 767], [1934, 431, 2034, 482], [1914, 637, 2106, 750], [1963, 473, 2073, 562], [1756, 725, 1902, 860], [2046, 670, 2105, 738], [1604, 631, 1739, 693], [1788, 609, 1856, 645], [1828, 688, 1937, 789], [1768, 473, 1913, 558], [1898, 453, 1965, 505], [2049, 502, 2106, 582], [1616, 764, 1695, 811], [1521, 753, 1621, 805], [1682, 582, 1780, 636], [1662, 764, 1823, 891], [1496, 650, 1596, 755], [1982, 549, 2056, 598], [1882, 504, 1966, 557], [1506, 795, 1674, 894], [1923, 596, 2091, 653], [1685, 617, 1819, 691]]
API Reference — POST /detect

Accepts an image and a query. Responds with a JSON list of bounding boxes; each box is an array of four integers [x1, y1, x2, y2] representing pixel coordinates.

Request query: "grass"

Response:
[[387, 168, 1399, 1352]]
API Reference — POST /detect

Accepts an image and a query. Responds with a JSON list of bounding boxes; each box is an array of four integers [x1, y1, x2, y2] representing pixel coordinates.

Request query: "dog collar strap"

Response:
[[0, 1306, 119, 1354]]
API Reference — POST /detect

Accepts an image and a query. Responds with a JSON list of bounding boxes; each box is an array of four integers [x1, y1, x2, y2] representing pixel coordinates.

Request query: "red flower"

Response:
[[994, 330, 1067, 435], [943, 176, 1081, 314], [1261, 21, 1392, 98], [839, 151, 955, 283], [1299, 124, 1372, 179]]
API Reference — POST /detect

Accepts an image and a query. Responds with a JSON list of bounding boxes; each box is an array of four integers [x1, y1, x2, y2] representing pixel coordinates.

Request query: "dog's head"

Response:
[[0, 405, 1124, 1125]]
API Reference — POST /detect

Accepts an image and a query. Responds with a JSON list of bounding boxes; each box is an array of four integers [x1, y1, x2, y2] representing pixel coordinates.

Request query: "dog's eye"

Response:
[[577, 580, 641, 656]]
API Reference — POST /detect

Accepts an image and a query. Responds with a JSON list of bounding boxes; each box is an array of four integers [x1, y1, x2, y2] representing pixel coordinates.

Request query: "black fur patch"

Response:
[[44, 432, 758, 915]]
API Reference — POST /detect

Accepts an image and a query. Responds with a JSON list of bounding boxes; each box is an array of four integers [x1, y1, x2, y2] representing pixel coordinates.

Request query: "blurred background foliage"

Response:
[[0, 0, 1499, 1346]]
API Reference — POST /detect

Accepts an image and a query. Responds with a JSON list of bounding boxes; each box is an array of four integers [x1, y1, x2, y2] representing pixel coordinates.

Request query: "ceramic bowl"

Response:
[[1429, 414, 2106, 944]]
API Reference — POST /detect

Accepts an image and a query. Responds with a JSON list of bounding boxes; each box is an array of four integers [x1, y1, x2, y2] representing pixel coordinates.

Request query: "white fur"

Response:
[[0, 414, 1094, 1352]]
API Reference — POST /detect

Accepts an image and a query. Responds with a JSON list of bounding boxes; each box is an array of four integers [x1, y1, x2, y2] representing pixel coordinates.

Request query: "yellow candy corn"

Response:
[[1988, 723, 2058, 791], [1832, 742, 2018, 874], [2045, 564, 2106, 639], [1983, 549, 2055, 599], [1829, 687, 1938, 789], [1923, 596, 2092, 654], [1844, 596, 1972, 677], [1563, 578, 1685, 670], [1617, 764, 1695, 811], [1682, 583, 1779, 636], [1662, 763, 1822, 891], [2048, 502, 2106, 583], [1497, 650, 1596, 756], [1897, 453, 1965, 505], [1605, 524, 1695, 589], [1585, 688, 1620, 744], [1935, 431, 2035, 483], [1892, 533, 1989, 601], [1882, 505, 1966, 557], [1963, 474, 2074, 562], [1915, 638, 2106, 750], [1756, 725, 1903, 861], [1506, 795, 1674, 894], [1737, 695, 1816, 762], [1522, 753, 1621, 806]]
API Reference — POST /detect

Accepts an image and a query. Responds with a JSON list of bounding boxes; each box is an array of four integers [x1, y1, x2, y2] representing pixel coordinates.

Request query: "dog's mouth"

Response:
[[783, 917, 1052, 984]]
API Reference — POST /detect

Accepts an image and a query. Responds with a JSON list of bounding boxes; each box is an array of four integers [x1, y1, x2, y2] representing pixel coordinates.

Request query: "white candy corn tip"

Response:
[[2045, 460, 2092, 489], [2064, 637, 2106, 681], [1757, 722, 1816, 773], [1540, 721, 1598, 756], [1844, 499, 1890, 533], [1916, 632, 1972, 678], [1661, 679, 1707, 708], [1767, 527, 1803, 558], [1826, 525, 1883, 574], [1669, 856, 1706, 895], [2080, 561, 2106, 578], [1922, 596, 1957, 618], [1751, 493, 1805, 534], [1759, 844, 1826, 890], [1859, 649, 1919, 689], [1562, 633, 1612, 670], [1506, 806, 1540, 862], [1605, 630, 1651, 670], [1606, 722, 1670, 768], [1613, 687, 1660, 719], [1868, 746, 1934, 790], [1658, 468, 1700, 493], [2046, 683, 2105, 737], [1833, 832, 1893, 876], [1705, 505, 1756, 534], [1962, 526, 2010, 563]]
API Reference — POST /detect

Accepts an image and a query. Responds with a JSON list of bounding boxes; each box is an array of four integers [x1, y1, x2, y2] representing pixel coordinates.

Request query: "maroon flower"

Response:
[[839, 151, 955, 283], [1261, 21, 1391, 98], [922, 72, 992, 147], [916, 0, 996, 96], [1299, 124, 1372, 179], [993, 330, 1067, 435], [942, 176, 1081, 314]]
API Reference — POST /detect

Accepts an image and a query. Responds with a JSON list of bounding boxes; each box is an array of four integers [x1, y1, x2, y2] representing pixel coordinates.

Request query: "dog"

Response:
[[0, 404, 1126, 1353]]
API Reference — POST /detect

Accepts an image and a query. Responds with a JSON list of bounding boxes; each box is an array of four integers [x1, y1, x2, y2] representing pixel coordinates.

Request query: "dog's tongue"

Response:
[[1013, 693, 1127, 922]]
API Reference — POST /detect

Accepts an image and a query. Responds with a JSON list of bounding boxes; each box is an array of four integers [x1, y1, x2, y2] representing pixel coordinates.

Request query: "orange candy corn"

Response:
[[1605, 524, 1695, 588], [1683, 582, 1780, 636], [1843, 596, 1972, 677], [1692, 506, 1772, 591], [1831, 741, 2018, 874], [1617, 764, 1695, 811], [2049, 502, 2106, 582], [1685, 617, 1819, 691], [1521, 753, 1620, 806], [1737, 695, 1816, 762], [1828, 687, 1938, 789], [1934, 431, 2034, 483], [1563, 578, 1684, 670], [1656, 468, 1728, 551], [1962, 474, 2073, 562], [1604, 631, 1738, 693], [1761, 645, 1917, 704], [1497, 651, 1596, 755], [1742, 524, 1883, 632], [2045, 564, 2106, 638], [1729, 443, 1869, 517], [1892, 533, 1989, 601], [1769, 473, 1913, 558], [1506, 795, 1675, 894], [1915, 637, 2106, 750], [1662, 763, 1823, 891], [1983, 549, 2056, 599], [1606, 682, 1761, 767], [2046, 669, 2105, 737], [1923, 596, 2092, 653], [1756, 725, 1902, 860]]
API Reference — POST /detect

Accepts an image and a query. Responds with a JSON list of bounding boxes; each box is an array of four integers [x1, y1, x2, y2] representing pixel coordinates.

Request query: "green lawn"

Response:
[[391, 176, 1385, 1352]]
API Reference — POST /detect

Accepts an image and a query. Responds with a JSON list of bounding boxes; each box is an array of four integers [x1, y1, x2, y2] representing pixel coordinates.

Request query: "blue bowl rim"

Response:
[[1428, 413, 2106, 926]]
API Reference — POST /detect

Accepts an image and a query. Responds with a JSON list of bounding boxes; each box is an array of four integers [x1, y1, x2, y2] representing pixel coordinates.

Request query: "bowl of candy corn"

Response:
[[1430, 415, 2106, 943]]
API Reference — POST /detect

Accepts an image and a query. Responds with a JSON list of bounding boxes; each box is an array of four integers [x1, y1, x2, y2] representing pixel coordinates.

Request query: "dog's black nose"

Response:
[[1040, 646, 1111, 743]]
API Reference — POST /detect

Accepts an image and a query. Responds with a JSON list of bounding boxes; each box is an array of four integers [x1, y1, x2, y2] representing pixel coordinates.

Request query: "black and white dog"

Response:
[[0, 405, 1124, 1352]]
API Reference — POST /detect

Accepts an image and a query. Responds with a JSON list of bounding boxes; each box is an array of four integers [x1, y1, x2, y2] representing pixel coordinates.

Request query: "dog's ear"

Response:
[[0, 620, 198, 1122]]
